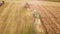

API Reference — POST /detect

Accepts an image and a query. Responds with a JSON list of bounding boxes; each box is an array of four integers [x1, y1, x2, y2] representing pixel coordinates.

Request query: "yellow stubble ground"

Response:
[[0, 1, 36, 34]]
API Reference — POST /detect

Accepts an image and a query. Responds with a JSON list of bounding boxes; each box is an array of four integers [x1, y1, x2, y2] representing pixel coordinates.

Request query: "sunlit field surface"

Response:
[[0, 1, 36, 34], [0, 0, 60, 34]]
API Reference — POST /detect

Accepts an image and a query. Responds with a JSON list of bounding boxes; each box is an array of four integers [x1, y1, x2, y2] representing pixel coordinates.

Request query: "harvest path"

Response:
[[27, 1, 60, 34]]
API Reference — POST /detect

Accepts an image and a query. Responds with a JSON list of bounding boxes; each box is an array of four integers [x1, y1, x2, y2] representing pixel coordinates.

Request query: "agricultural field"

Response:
[[0, 0, 60, 34]]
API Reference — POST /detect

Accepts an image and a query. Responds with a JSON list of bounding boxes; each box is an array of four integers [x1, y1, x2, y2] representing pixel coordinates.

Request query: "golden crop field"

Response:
[[0, 0, 60, 34]]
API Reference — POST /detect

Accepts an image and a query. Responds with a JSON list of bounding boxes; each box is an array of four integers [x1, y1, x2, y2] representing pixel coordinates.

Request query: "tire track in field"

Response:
[[41, 5, 60, 34], [38, 5, 56, 34]]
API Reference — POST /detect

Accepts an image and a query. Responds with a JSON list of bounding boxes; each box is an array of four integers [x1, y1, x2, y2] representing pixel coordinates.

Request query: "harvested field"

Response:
[[0, 1, 60, 34]]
